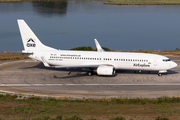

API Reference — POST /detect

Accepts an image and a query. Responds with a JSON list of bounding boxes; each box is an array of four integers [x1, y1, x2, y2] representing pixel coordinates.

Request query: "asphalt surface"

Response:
[[0, 55, 180, 98]]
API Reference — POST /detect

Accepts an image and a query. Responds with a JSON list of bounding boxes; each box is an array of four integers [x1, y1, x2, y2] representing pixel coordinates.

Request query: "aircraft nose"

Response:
[[171, 61, 178, 68]]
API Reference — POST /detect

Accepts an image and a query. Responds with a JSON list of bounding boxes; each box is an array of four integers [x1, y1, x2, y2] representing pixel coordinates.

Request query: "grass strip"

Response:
[[0, 94, 180, 119], [104, 0, 180, 5], [0, 51, 28, 61]]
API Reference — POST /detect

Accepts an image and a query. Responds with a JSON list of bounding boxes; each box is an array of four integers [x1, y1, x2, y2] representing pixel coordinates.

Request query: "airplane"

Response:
[[17, 19, 177, 76]]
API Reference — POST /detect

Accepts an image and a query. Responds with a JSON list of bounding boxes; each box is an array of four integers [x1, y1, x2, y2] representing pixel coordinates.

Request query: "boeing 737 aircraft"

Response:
[[17, 19, 177, 76]]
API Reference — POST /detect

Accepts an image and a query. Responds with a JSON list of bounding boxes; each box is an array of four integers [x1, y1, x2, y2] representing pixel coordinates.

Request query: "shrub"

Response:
[[109, 116, 126, 120], [156, 116, 169, 120], [64, 115, 83, 120]]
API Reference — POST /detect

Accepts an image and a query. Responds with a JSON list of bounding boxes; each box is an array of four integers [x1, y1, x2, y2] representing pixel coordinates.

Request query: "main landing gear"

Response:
[[87, 71, 93, 76], [67, 71, 93, 76], [158, 70, 167, 76], [158, 73, 162, 76]]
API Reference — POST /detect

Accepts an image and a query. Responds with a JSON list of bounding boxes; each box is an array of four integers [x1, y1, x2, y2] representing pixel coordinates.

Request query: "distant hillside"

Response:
[[104, 0, 180, 5], [70, 46, 111, 51]]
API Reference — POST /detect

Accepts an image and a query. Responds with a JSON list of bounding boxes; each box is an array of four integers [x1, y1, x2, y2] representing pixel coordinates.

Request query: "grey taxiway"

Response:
[[0, 55, 180, 98]]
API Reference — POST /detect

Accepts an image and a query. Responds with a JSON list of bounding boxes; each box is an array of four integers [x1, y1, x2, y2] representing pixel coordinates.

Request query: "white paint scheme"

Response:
[[17, 19, 177, 76]]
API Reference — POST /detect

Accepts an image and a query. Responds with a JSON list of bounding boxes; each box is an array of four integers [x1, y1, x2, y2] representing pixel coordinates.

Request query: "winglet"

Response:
[[94, 39, 105, 52]]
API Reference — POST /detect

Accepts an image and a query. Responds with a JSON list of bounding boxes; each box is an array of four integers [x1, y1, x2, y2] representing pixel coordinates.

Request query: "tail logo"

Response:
[[26, 38, 36, 47]]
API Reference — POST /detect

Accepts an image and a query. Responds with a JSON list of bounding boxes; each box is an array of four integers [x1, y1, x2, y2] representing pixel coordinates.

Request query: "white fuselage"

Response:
[[28, 50, 177, 72]]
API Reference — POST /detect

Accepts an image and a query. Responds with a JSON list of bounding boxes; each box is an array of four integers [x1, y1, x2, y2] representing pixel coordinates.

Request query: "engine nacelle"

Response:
[[97, 65, 116, 76]]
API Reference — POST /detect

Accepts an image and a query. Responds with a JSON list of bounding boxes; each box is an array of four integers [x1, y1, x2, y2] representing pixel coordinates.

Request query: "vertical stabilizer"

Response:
[[17, 19, 56, 51]]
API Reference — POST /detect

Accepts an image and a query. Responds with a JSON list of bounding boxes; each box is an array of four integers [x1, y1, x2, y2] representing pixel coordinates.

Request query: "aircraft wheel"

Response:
[[158, 73, 162, 76], [87, 71, 92, 76]]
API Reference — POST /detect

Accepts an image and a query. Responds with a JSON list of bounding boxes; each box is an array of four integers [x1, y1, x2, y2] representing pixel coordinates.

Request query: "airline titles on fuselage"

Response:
[[133, 63, 150, 67], [60, 54, 81, 57]]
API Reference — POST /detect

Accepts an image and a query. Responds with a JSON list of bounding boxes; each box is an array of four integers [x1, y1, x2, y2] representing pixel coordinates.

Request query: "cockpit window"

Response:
[[163, 59, 171, 62]]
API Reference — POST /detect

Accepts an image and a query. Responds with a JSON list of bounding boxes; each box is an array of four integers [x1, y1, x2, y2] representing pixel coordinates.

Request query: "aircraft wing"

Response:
[[40, 57, 102, 69], [51, 64, 99, 69]]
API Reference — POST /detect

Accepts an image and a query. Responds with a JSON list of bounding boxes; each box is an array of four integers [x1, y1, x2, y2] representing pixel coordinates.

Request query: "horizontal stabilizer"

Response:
[[22, 50, 33, 54]]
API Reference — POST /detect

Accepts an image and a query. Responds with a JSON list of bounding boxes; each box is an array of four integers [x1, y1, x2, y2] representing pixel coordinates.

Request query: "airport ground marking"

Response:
[[0, 60, 27, 72], [0, 60, 26, 67], [0, 66, 22, 72], [0, 87, 99, 99], [1, 83, 180, 99], [0, 87, 180, 99], [0, 83, 104, 94], [1, 83, 180, 95], [2, 83, 180, 86]]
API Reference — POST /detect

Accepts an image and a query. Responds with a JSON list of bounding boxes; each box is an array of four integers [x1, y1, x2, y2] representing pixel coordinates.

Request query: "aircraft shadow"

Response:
[[116, 70, 179, 75], [53, 73, 89, 79]]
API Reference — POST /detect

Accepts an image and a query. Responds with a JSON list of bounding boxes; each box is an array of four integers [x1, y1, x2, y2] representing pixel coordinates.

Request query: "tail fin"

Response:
[[17, 19, 56, 51]]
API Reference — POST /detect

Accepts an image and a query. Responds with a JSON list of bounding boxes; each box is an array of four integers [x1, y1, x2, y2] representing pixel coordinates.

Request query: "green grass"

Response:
[[0, 94, 180, 119], [104, 0, 180, 5]]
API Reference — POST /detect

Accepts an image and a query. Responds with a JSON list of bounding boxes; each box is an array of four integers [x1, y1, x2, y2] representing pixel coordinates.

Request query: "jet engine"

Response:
[[97, 65, 115, 75]]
